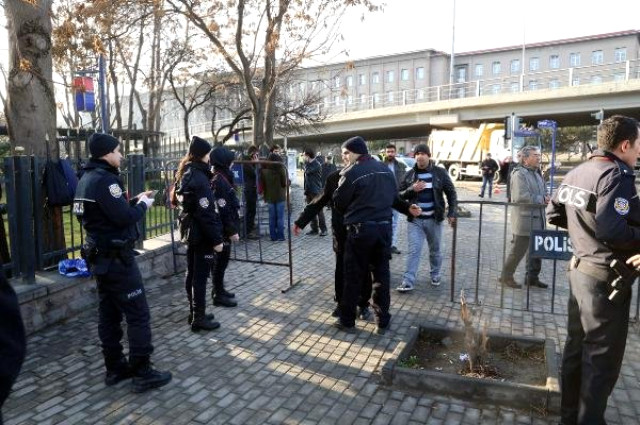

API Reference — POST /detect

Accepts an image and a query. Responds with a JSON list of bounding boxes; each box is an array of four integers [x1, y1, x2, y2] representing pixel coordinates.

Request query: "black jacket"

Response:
[[304, 158, 323, 196], [399, 161, 458, 223], [333, 155, 397, 225], [74, 159, 147, 247], [211, 169, 241, 239], [176, 162, 223, 246], [0, 272, 26, 407], [547, 150, 640, 267]]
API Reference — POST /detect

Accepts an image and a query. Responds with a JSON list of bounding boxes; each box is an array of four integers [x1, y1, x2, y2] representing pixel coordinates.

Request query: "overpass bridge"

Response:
[[183, 59, 640, 146]]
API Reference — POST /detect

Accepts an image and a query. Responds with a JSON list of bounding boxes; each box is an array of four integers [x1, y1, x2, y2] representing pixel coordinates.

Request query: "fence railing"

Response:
[[2, 154, 180, 283]]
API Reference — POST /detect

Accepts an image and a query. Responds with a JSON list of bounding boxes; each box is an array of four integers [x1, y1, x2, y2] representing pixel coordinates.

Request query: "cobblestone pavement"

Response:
[[5, 180, 640, 425]]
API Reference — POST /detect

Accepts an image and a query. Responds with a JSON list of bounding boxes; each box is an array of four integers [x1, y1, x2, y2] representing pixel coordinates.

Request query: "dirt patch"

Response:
[[400, 330, 546, 386]]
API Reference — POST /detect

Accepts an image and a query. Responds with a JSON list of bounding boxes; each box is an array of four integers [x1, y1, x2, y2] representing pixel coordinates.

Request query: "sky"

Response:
[[328, 0, 640, 62]]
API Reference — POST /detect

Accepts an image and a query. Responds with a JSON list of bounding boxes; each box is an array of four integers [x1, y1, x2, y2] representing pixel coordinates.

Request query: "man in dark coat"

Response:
[[302, 148, 328, 236]]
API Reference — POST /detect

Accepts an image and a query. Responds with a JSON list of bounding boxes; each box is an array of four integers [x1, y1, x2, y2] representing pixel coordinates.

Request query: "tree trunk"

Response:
[[5, 0, 56, 156]]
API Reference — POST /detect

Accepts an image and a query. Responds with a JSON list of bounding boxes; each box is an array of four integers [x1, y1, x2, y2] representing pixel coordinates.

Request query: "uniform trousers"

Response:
[[185, 244, 214, 316], [340, 222, 391, 328], [211, 243, 231, 297], [333, 228, 372, 309], [560, 269, 631, 425]]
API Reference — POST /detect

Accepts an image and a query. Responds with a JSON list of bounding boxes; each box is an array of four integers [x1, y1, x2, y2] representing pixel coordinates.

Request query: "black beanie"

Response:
[[342, 136, 368, 155], [413, 144, 431, 156], [211, 146, 235, 168], [189, 136, 212, 158], [89, 133, 119, 158]]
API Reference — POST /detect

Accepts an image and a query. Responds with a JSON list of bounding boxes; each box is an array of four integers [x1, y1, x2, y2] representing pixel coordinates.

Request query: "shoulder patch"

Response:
[[614, 197, 629, 215], [217, 198, 227, 208], [109, 184, 123, 198], [199, 197, 210, 209]]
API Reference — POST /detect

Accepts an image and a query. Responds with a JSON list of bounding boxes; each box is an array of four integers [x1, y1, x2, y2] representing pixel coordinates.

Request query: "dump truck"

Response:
[[428, 123, 510, 182]]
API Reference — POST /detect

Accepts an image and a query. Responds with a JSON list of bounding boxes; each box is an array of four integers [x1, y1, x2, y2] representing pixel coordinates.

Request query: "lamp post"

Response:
[[449, 0, 456, 89], [538, 119, 558, 196]]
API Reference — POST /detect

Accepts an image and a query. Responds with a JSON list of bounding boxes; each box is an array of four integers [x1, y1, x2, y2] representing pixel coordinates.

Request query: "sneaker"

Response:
[[390, 246, 401, 255], [396, 282, 414, 292], [358, 306, 372, 321], [431, 277, 441, 286]]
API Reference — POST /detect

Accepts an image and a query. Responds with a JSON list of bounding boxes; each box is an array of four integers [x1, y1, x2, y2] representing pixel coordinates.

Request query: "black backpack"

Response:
[[43, 159, 78, 207]]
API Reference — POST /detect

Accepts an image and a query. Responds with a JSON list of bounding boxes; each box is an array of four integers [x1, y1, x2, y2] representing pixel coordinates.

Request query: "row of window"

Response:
[[474, 47, 627, 77], [335, 67, 426, 87], [326, 89, 429, 106]]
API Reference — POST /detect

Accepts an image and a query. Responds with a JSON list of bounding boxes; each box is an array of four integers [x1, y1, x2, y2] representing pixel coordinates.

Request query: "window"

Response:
[[475, 64, 484, 77], [491, 61, 501, 75], [510, 82, 519, 93], [401, 69, 409, 81], [570, 53, 581, 67], [372, 72, 380, 84], [591, 50, 604, 65], [549, 79, 560, 89], [373, 92, 380, 104], [358, 74, 366, 85], [528, 80, 538, 90], [387, 91, 394, 102], [386, 70, 395, 82], [510, 59, 520, 74], [491, 84, 501, 94], [549, 55, 560, 69], [615, 47, 627, 63], [416, 67, 425, 80], [529, 57, 539, 71], [334, 76, 340, 88], [346, 76, 353, 87]]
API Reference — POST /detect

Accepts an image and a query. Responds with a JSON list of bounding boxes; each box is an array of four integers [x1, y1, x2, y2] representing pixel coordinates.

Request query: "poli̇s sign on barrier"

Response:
[[530, 230, 573, 261]]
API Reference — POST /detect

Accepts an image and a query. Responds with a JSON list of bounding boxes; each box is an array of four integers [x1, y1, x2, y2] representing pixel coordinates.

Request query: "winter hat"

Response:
[[89, 133, 119, 159], [211, 146, 235, 168], [189, 136, 212, 158], [268, 153, 282, 162], [413, 144, 431, 156], [342, 136, 368, 155]]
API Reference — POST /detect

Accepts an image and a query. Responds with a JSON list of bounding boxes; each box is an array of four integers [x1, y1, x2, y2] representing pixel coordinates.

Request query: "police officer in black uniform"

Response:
[[547, 115, 640, 424], [175, 137, 224, 332], [210, 147, 241, 308], [333, 136, 398, 334], [74, 133, 171, 393]]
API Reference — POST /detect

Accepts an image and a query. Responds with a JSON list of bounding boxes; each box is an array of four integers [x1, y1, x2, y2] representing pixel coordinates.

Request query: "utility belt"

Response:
[[81, 239, 135, 266], [346, 220, 390, 235], [569, 256, 637, 303]]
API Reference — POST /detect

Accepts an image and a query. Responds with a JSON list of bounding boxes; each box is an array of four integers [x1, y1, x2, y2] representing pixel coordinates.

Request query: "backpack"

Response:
[[43, 159, 78, 207]]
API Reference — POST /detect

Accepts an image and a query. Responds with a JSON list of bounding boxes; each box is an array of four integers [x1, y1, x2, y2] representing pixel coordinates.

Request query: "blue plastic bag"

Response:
[[58, 258, 91, 277]]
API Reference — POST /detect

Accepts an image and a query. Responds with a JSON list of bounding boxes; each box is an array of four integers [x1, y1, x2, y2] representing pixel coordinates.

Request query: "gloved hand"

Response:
[[137, 194, 154, 209]]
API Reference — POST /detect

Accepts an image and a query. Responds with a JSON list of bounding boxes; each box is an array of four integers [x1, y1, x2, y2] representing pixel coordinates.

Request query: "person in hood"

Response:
[[175, 136, 224, 333], [209, 146, 241, 308]]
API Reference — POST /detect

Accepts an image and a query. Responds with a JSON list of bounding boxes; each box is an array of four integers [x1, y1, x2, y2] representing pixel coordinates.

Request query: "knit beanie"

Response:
[[342, 136, 368, 155], [189, 136, 212, 158], [89, 133, 119, 159], [210, 146, 235, 168], [413, 144, 431, 156]]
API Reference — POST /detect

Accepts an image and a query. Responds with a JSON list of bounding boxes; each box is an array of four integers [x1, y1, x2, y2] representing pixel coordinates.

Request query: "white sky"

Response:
[[329, 0, 640, 62]]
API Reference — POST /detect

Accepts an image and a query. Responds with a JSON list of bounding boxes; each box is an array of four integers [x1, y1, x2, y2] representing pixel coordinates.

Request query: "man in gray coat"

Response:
[[499, 146, 549, 289]]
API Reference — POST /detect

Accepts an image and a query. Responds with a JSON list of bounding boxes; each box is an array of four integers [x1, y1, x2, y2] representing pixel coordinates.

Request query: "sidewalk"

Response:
[[4, 181, 640, 424]]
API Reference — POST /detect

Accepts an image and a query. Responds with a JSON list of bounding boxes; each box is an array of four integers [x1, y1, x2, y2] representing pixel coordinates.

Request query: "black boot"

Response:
[[104, 354, 134, 386], [191, 313, 221, 332], [213, 294, 237, 307], [130, 356, 172, 393], [220, 288, 235, 298], [187, 312, 215, 325]]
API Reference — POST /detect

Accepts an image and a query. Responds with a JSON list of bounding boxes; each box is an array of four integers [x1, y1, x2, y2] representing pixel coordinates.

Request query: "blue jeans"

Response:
[[391, 209, 399, 247], [481, 175, 494, 197], [268, 201, 285, 240], [402, 218, 443, 285]]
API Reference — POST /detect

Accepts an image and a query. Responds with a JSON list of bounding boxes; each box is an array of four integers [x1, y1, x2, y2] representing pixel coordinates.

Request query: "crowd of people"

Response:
[[3, 116, 640, 425]]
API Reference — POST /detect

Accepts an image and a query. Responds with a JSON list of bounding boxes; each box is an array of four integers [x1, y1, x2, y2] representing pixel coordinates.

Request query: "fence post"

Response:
[[128, 154, 145, 249], [14, 156, 36, 283]]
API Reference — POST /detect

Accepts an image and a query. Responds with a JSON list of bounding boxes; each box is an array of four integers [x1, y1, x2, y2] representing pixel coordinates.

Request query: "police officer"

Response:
[[332, 136, 398, 334], [210, 147, 241, 308], [547, 115, 640, 424], [175, 137, 224, 332], [74, 133, 171, 393]]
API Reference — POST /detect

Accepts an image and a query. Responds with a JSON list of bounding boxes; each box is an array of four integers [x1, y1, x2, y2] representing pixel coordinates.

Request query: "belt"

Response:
[[360, 220, 390, 225], [569, 256, 615, 282]]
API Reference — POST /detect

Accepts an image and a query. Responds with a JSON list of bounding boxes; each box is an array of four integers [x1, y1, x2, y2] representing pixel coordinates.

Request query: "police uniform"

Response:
[[547, 149, 640, 424], [210, 147, 241, 307], [176, 157, 223, 331], [74, 133, 171, 393], [333, 137, 397, 332]]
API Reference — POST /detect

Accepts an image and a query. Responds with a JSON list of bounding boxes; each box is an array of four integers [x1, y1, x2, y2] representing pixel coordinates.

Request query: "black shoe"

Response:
[[187, 312, 215, 325], [333, 320, 356, 334], [213, 295, 238, 307], [479, 194, 484, 198], [499, 277, 522, 289], [390, 246, 401, 255], [306, 230, 319, 235], [247, 232, 260, 240], [191, 316, 221, 332], [527, 279, 549, 289], [132, 366, 172, 393], [105, 365, 134, 386], [375, 325, 388, 335], [220, 288, 235, 298], [358, 306, 372, 321], [319, 230, 328, 236], [331, 307, 340, 318]]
